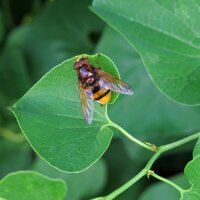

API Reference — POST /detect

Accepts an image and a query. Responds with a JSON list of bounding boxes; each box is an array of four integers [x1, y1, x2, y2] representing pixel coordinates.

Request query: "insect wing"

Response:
[[96, 69, 133, 95], [78, 81, 94, 124]]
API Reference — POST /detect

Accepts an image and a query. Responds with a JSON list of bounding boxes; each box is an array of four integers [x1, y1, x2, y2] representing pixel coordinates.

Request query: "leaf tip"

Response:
[[7, 105, 16, 113]]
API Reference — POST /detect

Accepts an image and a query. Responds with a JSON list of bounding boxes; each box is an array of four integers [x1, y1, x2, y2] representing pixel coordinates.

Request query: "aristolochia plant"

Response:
[[9, 53, 200, 199]]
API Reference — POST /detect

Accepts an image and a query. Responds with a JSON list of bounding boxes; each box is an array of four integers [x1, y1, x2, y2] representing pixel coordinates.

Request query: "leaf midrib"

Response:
[[14, 106, 108, 124]]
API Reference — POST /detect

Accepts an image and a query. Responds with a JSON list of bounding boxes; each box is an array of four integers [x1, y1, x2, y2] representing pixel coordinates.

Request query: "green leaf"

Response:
[[0, 171, 66, 200], [96, 26, 200, 162], [22, 0, 104, 81], [0, 36, 30, 101], [139, 174, 190, 200], [193, 138, 200, 158], [0, 139, 31, 179], [33, 158, 107, 200], [11, 53, 120, 172], [0, 27, 31, 125], [181, 136, 200, 199], [182, 155, 200, 199], [91, 0, 200, 105]]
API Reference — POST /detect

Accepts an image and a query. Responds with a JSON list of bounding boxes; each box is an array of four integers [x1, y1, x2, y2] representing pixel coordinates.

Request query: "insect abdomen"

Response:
[[93, 88, 111, 104]]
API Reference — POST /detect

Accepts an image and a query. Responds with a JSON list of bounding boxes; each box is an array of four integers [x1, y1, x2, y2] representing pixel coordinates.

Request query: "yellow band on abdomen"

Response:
[[93, 88, 111, 104]]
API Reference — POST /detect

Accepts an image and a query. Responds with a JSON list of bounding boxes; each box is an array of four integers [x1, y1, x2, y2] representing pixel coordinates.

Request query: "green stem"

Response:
[[0, 128, 25, 143], [145, 147, 163, 170], [92, 128, 200, 200], [145, 131, 200, 170], [103, 170, 146, 200], [162, 131, 200, 151], [109, 122, 156, 152], [151, 172, 184, 193]]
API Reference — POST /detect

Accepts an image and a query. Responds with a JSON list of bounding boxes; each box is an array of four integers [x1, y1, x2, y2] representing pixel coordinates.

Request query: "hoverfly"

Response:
[[74, 57, 133, 124]]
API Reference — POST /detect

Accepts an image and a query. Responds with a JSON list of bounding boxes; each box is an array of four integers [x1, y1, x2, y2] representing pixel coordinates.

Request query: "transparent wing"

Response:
[[96, 69, 133, 95], [78, 81, 94, 124]]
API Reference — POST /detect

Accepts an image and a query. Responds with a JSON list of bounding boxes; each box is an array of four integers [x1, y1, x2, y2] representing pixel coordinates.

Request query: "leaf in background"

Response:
[[91, 0, 200, 105], [0, 171, 66, 200], [0, 33, 30, 101], [0, 27, 31, 126], [22, 0, 104, 81], [96, 27, 200, 162], [180, 136, 200, 199], [0, 139, 31, 179], [139, 174, 190, 200], [0, 10, 5, 44], [11, 54, 121, 172], [33, 158, 107, 200]]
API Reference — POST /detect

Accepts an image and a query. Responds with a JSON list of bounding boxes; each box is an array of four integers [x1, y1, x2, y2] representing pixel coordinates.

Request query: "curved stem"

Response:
[[109, 122, 156, 152], [103, 170, 146, 200], [151, 172, 184, 193], [92, 129, 200, 200], [162, 131, 200, 152], [145, 147, 163, 170], [0, 128, 25, 143]]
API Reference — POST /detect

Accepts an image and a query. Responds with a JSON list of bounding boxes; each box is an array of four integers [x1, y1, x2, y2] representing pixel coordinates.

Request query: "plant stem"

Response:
[[94, 128, 200, 200], [162, 131, 200, 151], [0, 128, 25, 143], [109, 122, 156, 152], [145, 132, 200, 170], [103, 170, 146, 200], [151, 172, 184, 193], [145, 147, 163, 170]]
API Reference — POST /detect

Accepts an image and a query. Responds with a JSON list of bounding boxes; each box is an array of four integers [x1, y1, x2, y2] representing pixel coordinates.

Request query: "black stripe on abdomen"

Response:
[[94, 89, 110, 100]]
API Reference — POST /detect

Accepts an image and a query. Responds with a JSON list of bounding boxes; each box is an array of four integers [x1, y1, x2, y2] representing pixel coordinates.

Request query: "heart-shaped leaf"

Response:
[[11, 54, 121, 172], [0, 171, 66, 200], [91, 0, 200, 105]]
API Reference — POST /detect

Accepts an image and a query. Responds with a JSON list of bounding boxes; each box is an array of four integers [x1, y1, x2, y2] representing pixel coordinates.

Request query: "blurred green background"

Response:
[[0, 0, 200, 199]]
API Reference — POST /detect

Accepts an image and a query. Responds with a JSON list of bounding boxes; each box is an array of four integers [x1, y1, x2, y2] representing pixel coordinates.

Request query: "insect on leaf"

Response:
[[10, 54, 122, 172]]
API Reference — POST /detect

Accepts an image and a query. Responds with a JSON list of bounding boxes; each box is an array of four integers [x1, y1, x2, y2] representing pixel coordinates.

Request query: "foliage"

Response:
[[0, 0, 200, 200], [0, 171, 66, 200], [91, 0, 200, 105], [10, 54, 116, 172], [139, 174, 189, 200], [33, 158, 107, 200], [182, 138, 200, 199], [96, 26, 200, 163]]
